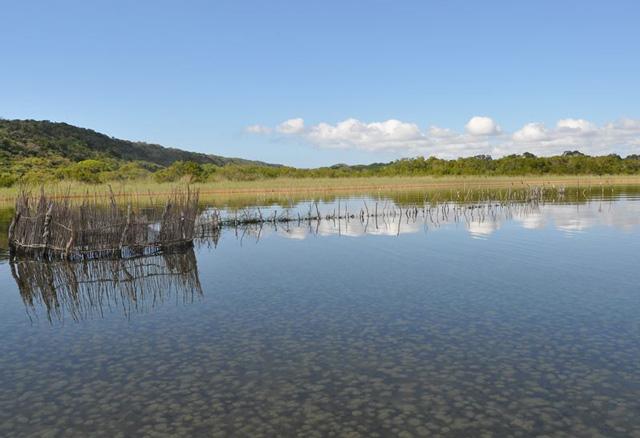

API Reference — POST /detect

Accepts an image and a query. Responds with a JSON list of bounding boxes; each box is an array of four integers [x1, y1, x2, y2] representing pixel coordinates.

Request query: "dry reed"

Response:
[[9, 187, 199, 260]]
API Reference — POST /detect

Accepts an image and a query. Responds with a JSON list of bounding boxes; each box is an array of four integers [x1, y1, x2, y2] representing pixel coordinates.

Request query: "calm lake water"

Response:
[[1, 191, 639, 437]]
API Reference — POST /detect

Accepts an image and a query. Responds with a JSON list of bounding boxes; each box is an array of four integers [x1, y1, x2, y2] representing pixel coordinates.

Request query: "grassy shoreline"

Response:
[[1, 174, 640, 205]]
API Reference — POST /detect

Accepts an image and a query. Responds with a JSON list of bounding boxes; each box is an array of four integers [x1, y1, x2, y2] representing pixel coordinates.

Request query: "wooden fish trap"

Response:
[[8, 188, 199, 260]]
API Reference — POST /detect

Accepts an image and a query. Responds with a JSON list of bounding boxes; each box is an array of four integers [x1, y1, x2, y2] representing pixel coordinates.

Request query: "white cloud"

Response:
[[245, 124, 272, 134], [465, 116, 501, 136], [509, 118, 640, 156], [613, 118, 640, 131], [307, 118, 424, 151], [428, 126, 455, 138], [513, 122, 548, 142], [246, 116, 640, 158], [276, 118, 305, 134], [556, 118, 596, 132]]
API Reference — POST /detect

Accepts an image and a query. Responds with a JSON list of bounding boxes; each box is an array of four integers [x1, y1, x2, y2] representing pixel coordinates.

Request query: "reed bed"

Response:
[[2, 174, 638, 206]]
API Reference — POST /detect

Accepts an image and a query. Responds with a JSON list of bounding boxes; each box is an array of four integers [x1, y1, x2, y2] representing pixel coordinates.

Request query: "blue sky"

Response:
[[1, 0, 639, 167]]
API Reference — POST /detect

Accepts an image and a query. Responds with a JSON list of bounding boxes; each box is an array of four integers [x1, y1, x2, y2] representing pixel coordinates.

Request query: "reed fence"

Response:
[[8, 188, 199, 260]]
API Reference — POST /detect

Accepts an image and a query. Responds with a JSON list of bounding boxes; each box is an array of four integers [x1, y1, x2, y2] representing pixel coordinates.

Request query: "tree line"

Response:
[[1, 151, 639, 187]]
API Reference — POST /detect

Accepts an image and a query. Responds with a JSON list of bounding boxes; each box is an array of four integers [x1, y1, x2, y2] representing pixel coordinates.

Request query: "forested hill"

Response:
[[0, 119, 275, 167]]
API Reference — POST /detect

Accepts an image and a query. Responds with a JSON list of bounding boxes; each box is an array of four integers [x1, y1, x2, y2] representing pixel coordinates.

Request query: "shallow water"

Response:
[[1, 193, 639, 437]]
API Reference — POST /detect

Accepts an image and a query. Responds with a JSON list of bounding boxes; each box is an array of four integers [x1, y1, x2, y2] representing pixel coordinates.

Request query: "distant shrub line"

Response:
[[1, 151, 640, 187]]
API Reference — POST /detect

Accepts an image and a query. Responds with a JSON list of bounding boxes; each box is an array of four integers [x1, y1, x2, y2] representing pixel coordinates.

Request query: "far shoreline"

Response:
[[2, 174, 640, 205]]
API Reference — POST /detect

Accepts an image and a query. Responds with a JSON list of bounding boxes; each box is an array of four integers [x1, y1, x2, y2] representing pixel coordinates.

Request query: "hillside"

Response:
[[0, 119, 275, 167]]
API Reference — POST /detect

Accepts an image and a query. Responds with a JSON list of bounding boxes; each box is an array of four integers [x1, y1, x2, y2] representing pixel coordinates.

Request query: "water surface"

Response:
[[1, 192, 639, 437]]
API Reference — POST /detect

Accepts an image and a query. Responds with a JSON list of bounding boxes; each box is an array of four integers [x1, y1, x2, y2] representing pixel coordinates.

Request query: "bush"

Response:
[[0, 173, 17, 188], [103, 162, 152, 181], [154, 161, 205, 183], [58, 159, 118, 184]]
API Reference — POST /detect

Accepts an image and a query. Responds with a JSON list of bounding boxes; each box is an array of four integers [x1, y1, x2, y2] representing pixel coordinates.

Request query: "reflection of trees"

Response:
[[0, 207, 14, 260], [10, 249, 202, 323]]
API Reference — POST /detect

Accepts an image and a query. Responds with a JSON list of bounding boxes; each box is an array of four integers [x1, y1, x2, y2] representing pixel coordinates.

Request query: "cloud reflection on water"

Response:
[[241, 199, 640, 241]]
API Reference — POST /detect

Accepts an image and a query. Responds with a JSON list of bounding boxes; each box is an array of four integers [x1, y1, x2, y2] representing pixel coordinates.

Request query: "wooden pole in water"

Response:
[[7, 211, 20, 254], [374, 202, 378, 229], [180, 210, 186, 240], [65, 222, 75, 260], [42, 203, 54, 257], [120, 204, 132, 251]]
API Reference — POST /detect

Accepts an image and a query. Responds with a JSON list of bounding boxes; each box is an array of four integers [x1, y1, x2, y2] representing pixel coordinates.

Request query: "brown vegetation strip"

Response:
[[1, 176, 640, 203]]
